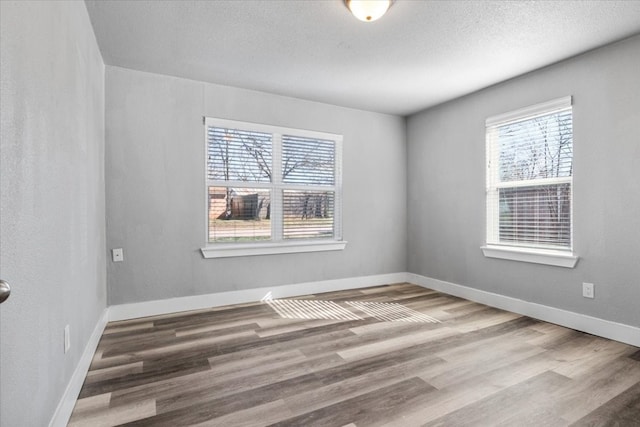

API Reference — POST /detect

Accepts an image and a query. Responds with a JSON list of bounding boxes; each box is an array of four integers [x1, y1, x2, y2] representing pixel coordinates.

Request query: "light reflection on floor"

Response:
[[265, 299, 440, 323]]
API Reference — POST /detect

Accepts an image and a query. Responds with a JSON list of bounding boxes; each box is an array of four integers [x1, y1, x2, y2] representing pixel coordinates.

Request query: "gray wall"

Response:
[[407, 35, 640, 328], [105, 66, 407, 305], [0, 1, 106, 426]]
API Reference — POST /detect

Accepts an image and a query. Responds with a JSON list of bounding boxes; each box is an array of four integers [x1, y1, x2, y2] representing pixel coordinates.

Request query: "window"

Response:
[[202, 118, 345, 258], [482, 96, 578, 268]]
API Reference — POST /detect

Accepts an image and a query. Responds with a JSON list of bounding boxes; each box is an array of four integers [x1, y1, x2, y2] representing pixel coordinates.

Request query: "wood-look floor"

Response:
[[68, 283, 640, 427]]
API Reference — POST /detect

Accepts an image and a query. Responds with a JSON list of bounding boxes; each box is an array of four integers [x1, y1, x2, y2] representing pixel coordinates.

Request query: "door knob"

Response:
[[0, 280, 10, 304]]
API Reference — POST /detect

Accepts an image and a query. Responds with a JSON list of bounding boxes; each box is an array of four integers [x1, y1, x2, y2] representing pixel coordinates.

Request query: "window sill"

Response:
[[201, 240, 348, 259], [481, 245, 579, 268]]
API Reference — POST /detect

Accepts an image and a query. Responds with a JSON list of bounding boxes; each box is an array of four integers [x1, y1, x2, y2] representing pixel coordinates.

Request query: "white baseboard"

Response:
[[49, 308, 109, 427], [407, 273, 640, 348], [108, 272, 408, 322], [108, 271, 640, 344]]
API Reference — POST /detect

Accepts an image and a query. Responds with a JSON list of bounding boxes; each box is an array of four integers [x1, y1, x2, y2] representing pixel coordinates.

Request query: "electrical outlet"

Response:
[[64, 325, 71, 353], [112, 248, 124, 262], [582, 282, 595, 299]]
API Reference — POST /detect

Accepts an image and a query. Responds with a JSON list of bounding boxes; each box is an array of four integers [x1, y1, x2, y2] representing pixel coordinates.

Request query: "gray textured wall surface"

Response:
[[0, 1, 106, 426], [105, 66, 407, 305], [407, 35, 640, 328], [2, 6, 638, 424]]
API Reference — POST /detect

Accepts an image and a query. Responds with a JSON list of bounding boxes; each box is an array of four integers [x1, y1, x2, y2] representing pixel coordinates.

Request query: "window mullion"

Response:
[[208, 180, 273, 189], [279, 184, 337, 192], [272, 133, 283, 242], [495, 176, 571, 189]]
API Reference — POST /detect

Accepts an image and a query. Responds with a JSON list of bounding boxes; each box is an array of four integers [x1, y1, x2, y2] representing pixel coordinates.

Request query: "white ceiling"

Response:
[[85, 0, 640, 116]]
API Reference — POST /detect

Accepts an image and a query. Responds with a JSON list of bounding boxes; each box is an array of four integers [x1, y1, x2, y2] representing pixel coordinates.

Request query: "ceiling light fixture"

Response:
[[345, 0, 394, 22]]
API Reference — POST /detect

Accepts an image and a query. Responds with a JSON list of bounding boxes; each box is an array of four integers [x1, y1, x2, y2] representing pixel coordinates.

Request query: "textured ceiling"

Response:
[[85, 0, 640, 116]]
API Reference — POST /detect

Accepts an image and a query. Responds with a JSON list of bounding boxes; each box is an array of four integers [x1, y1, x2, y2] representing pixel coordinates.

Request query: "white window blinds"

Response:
[[205, 118, 342, 244], [207, 127, 272, 183], [486, 96, 573, 250], [281, 135, 338, 240], [282, 135, 336, 185]]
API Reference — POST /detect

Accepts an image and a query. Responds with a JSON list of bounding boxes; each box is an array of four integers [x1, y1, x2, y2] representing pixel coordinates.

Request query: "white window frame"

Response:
[[201, 118, 346, 258], [481, 96, 578, 268]]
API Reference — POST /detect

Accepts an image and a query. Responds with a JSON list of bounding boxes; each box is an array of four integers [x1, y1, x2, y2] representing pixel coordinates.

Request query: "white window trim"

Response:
[[481, 245, 578, 268], [485, 96, 573, 127], [202, 240, 348, 259], [483, 96, 579, 268], [201, 117, 345, 258]]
